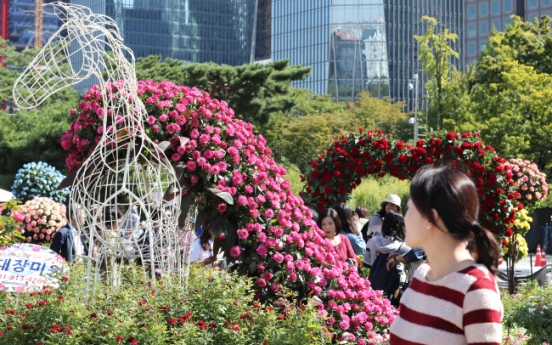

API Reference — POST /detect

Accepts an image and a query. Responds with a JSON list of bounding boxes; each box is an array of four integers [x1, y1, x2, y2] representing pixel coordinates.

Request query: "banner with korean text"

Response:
[[0, 243, 68, 292]]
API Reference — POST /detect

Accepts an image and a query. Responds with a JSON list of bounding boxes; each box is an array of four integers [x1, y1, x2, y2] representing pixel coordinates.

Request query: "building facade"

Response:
[[67, 0, 262, 92], [271, 0, 464, 109], [465, 0, 552, 66], [385, 0, 464, 111], [2, 0, 68, 50]]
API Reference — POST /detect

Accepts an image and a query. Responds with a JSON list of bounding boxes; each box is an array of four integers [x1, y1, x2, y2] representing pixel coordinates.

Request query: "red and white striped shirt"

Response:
[[390, 263, 502, 345]]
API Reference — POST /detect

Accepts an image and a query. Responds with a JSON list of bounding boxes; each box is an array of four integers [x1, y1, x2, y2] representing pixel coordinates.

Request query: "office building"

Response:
[[465, 0, 552, 66], [1, 0, 68, 50], [271, 0, 464, 110]]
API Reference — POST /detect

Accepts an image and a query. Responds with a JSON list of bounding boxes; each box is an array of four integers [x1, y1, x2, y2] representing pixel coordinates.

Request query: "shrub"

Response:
[[0, 264, 332, 345], [18, 196, 66, 244], [11, 162, 69, 203], [348, 176, 410, 214], [502, 281, 552, 345], [0, 200, 25, 245]]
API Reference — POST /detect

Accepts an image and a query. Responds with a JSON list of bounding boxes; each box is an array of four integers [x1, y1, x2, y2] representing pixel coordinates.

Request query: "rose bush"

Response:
[[11, 161, 70, 203], [0, 264, 332, 345], [61, 81, 394, 343], [17, 197, 66, 244], [300, 130, 546, 247], [509, 158, 548, 204]]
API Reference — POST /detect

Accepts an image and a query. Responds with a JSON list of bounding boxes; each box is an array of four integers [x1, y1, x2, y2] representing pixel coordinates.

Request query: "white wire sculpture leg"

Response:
[[12, 2, 187, 298]]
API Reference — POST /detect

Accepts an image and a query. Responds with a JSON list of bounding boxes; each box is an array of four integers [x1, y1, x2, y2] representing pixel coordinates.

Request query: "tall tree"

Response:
[[414, 16, 460, 129], [265, 91, 411, 172], [345, 92, 411, 141], [0, 40, 80, 188], [133, 55, 311, 127], [458, 16, 552, 173]]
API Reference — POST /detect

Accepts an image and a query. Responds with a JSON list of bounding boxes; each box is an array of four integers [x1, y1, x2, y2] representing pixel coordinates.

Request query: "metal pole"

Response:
[[414, 73, 419, 143]]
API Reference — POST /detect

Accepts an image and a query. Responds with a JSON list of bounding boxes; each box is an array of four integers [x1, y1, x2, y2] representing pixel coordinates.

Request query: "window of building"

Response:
[[528, 13, 539, 21], [480, 21, 489, 35], [492, 19, 501, 31], [491, 1, 500, 14], [529, 0, 538, 9], [543, 11, 552, 17], [468, 23, 477, 37], [468, 5, 477, 19], [504, 17, 513, 27], [468, 41, 477, 56], [480, 3, 489, 16], [503, 0, 513, 12], [480, 40, 488, 53], [544, 0, 552, 6]]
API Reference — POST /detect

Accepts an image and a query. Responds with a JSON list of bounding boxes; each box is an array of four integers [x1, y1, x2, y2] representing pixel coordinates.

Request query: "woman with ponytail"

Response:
[[390, 167, 502, 345]]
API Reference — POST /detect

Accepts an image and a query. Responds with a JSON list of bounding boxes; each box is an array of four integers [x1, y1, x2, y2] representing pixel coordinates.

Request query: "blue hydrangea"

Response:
[[11, 161, 70, 203]]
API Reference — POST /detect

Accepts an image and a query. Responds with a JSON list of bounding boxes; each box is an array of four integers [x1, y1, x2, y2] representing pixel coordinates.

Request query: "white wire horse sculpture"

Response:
[[13, 2, 182, 294]]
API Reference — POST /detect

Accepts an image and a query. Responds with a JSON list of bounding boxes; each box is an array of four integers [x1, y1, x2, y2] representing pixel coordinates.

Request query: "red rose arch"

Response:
[[300, 129, 538, 242]]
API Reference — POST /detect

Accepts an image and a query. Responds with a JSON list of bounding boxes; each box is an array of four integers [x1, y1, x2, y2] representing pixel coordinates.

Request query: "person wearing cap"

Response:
[[361, 194, 402, 243]]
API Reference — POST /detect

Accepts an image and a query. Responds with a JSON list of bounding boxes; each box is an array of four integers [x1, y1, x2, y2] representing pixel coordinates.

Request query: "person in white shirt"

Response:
[[190, 228, 223, 266]]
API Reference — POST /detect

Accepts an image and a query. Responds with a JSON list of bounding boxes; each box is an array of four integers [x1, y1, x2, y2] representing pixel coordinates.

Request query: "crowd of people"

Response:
[[315, 167, 503, 344]]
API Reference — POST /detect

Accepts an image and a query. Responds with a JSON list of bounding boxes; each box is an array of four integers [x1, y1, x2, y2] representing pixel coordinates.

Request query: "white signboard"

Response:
[[0, 243, 68, 292]]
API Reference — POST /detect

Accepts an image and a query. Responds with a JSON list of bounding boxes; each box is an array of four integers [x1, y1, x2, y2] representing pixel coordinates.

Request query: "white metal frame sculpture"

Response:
[[13, 2, 182, 294]]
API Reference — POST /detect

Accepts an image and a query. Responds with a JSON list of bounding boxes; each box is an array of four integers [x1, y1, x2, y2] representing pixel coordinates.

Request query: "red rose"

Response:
[[311, 161, 319, 168], [504, 229, 513, 237], [395, 141, 405, 150], [398, 155, 408, 164]]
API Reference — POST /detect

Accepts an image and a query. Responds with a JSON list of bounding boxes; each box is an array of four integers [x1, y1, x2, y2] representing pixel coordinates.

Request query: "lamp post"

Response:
[[408, 73, 419, 143]]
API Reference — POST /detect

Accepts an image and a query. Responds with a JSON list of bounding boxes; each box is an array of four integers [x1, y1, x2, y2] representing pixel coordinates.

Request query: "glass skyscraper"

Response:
[[67, 0, 259, 92], [70, 0, 258, 66], [271, 0, 464, 109], [272, 0, 389, 101]]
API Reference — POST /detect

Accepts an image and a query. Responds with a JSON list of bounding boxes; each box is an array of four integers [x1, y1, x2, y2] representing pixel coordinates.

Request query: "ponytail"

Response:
[[471, 223, 500, 274]]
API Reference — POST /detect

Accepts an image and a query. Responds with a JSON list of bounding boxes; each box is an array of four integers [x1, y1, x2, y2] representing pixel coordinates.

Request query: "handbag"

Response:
[[368, 238, 403, 297]]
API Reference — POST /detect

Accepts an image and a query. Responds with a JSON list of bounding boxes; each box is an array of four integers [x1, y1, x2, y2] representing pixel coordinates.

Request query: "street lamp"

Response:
[[407, 73, 419, 143]]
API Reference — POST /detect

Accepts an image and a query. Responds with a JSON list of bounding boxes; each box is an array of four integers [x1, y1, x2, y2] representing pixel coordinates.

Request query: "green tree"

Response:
[[414, 16, 460, 129], [458, 16, 552, 173], [278, 112, 359, 172], [0, 41, 80, 188], [133, 55, 311, 127], [0, 39, 40, 105], [345, 92, 411, 140]]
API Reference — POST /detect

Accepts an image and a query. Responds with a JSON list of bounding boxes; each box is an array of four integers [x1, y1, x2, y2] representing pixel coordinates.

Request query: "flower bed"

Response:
[[502, 281, 552, 345], [0, 265, 332, 345], [61, 81, 394, 343]]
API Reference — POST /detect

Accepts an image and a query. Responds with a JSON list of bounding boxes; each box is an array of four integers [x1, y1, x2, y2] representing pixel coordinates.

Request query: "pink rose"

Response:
[[256, 245, 267, 256], [272, 253, 284, 264], [152, 125, 159, 133], [217, 203, 227, 213], [229, 246, 241, 258], [257, 278, 267, 288], [147, 116, 156, 125], [171, 153, 181, 162], [209, 165, 221, 175], [203, 150, 214, 159], [13, 211, 25, 222], [159, 114, 169, 122], [237, 229, 249, 240]]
